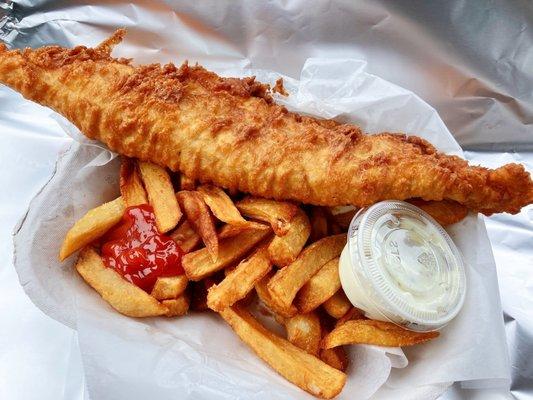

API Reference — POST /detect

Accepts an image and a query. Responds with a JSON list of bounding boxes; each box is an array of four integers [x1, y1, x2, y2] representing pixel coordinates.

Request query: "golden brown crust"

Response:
[[407, 199, 468, 226], [0, 31, 532, 215]]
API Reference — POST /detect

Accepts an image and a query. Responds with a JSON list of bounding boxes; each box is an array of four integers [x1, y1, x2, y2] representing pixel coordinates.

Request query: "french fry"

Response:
[[322, 291, 351, 319], [75, 247, 168, 317], [319, 347, 348, 372], [180, 174, 196, 191], [285, 312, 322, 356], [138, 161, 181, 233], [322, 319, 439, 348], [267, 209, 311, 267], [168, 220, 201, 253], [267, 235, 346, 311], [218, 221, 270, 240], [219, 305, 347, 399], [310, 207, 329, 242], [183, 228, 270, 281], [255, 273, 297, 318], [236, 197, 298, 236], [222, 263, 257, 307], [162, 294, 190, 317], [207, 245, 272, 312], [150, 275, 188, 300], [177, 191, 218, 260], [296, 257, 341, 313], [119, 157, 147, 207], [59, 197, 125, 261], [197, 184, 247, 225]]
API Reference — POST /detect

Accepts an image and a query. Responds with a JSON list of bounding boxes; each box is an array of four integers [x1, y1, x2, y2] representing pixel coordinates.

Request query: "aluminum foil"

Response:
[[1, 1, 532, 399]]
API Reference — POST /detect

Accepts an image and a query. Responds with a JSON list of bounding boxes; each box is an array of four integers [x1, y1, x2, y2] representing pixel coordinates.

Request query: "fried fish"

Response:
[[1, 30, 532, 215]]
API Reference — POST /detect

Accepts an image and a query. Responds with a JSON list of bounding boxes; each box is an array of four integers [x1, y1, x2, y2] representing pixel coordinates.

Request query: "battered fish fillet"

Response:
[[407, 199, 468, 226], [0, 30, 532, 215]]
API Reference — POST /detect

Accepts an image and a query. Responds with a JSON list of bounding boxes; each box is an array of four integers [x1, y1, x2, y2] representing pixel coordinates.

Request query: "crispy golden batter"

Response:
[[407, 199, 468, 226], [1, 30, 532, 215]]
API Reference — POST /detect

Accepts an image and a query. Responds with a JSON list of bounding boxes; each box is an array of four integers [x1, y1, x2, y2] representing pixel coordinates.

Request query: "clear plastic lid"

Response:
[[347, 200, 467, 331]]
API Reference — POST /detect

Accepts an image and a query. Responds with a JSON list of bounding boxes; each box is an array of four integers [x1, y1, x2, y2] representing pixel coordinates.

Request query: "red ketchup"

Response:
[[101, 205, 184, 292]]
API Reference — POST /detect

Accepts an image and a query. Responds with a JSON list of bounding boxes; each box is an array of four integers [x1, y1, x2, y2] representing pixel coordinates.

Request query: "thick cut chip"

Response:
[[150, 275, 188, 300], [59, 197, 125, 261], [296, 258, 341, 313], [119, 157, 147, 207], [267, 235, 346, 311], [207, 245, 272, 312], [268, 209, 311, 267], [138, 161, 181, 233], [162, 294, 190, 317], [219, 305, 346, 399], [236, 197, 298, 236], [322, 291, 351, 319], [183, 228, 270, 281], [310, 207, 329, 242], [322, 319, 439, 348], [197, 184, 247, 225], [75, 247, 168, 317], [255, 273, 297, 318], [168, 220, 201, 253], [319, 347, 348, 372], [220, 266, 257, 307], [285, 312, 322, 356], [177, 190, 218, 260], [408, 199, 468, 226], [218, 221, 270, 240]]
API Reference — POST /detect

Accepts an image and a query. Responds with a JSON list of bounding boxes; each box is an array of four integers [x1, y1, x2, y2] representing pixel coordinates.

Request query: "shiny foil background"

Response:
[[0, 1, 532, 399]]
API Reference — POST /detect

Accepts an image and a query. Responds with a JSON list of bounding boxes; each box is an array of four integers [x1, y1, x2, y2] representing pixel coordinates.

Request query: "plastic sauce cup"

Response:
[[338, 200, 466, 332]]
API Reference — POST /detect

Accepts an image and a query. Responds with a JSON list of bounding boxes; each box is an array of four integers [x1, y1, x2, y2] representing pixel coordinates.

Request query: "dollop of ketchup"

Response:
[[101, 204, 184, 292]]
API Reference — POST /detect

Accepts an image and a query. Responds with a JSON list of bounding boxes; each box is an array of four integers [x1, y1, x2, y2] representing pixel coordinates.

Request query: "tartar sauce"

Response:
[[338, 200, 466, 332]]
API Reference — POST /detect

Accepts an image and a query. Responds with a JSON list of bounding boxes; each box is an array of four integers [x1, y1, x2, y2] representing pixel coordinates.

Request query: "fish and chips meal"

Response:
[[1, 30, 532, 398]]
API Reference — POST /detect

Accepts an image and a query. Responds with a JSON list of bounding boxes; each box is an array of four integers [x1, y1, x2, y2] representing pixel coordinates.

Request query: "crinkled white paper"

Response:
[[12, 54, 510, 399]]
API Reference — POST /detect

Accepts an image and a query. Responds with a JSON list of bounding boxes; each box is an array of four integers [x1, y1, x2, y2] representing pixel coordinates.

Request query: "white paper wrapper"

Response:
[[13, 56, 510, 399]]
